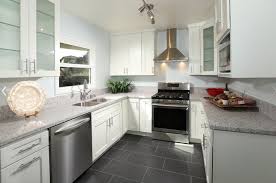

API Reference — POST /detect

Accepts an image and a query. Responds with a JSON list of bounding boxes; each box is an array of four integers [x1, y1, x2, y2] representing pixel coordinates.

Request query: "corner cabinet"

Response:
[[188, 20, 217, 76], [0, 0, 60, 78], [110, 31, 155, 76]]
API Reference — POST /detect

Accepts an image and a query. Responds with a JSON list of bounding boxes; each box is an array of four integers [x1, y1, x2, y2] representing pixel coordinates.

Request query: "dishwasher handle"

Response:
[[54, 117, 90, 135]]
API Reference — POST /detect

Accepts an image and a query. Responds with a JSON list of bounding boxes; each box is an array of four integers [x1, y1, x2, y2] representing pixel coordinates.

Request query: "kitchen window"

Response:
[[56, 42, 95, 94]]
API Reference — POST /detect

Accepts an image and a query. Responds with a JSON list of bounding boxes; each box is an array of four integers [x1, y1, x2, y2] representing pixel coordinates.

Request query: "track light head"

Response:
[[139, 0, 156, 24]]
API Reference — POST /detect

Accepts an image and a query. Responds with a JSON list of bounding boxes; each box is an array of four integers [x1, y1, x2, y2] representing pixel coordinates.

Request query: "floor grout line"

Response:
[[162, 159, 166, 169], [141, 167, 149, 182], [92, 169, 140, 183]]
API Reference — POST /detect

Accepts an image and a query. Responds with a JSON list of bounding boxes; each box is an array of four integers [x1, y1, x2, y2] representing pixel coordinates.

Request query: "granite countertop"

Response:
[[1, 90, 276, 147], [191, 94, 276, 136]]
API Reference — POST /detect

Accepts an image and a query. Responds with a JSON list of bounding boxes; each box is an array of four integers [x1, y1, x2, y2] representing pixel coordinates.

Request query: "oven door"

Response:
[[152, 103, 189, 134]]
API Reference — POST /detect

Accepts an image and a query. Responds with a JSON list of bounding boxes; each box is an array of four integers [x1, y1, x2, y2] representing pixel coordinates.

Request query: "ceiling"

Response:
[[61, 0, 214, 33]]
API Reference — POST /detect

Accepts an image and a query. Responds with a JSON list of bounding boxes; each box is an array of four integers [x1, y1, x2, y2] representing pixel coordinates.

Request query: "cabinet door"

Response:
[[122, 99, 129, 134], [220, 0, 230, 38], [139, 99, 152, 133], [190, 102, 204, 141], [0, 0, 29, 78], [201, 22, 217, 75], [1, 147, 50, 183], [92, 117, 109, 161], [128, 99, 140, 131], [110, 35, 129, 76], [109, 110, 123, 145], [188, 25, 202, 75], [141, 31, 155, 75], [127, 33, 142, 75], [28, 0, 59, 77]]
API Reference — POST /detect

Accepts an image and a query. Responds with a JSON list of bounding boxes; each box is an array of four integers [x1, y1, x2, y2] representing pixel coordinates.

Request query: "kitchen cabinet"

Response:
[[91, 103, 123, 161], [188, 23, 202, 75], [0, 131, 50, 183], [188, 20, 217, 76], [139, 99, 152, 133], [190, 101, 204, 142], [213, 131, 276, 183], [1, 147, 50, 183], [217, 0, 276, 78], [128, 98, 140, 131], [122, 99, 129, 134], [141, 31, 155, 75], [110, 30, 155, 76], [215, 0, 230, 42], [109, 110, 123, 145], [201, 22, 217, 75], [0, 0, 60, 78]]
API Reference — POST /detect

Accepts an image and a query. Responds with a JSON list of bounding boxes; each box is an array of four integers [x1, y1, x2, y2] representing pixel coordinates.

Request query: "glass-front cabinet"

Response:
[[200, 21, 217, 75], [0, 0, 59, 78]]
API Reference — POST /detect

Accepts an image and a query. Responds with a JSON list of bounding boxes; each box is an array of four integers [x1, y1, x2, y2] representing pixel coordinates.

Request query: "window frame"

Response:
[[55, 38, 96, 95]]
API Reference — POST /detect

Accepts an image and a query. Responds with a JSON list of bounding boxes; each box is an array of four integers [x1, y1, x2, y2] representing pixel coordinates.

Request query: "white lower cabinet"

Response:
[[0, 131, 50, 183], [109, 110, 123, 145], [128, 99, 140, 131], [190, 101, 205, 142], [139, 99, 152, 133], [122, 99, 129, 134], [92, 103, 123, 161], [1, 147, 50, 183], [92, 115, 110, 160]]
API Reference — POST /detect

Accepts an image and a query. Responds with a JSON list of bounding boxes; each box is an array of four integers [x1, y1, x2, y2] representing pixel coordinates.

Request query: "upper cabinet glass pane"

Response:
[[203, 26, 214, 72], [0, 0, 20, 72], [0, 0, 20, 26], [37, 0, 54, 16], [60, 43, 89, 65], [36, 0, 55, 71]]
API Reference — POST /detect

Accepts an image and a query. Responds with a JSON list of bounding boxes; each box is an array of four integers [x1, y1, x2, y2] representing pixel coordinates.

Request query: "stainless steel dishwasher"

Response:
[[50, 114, 92, 183]]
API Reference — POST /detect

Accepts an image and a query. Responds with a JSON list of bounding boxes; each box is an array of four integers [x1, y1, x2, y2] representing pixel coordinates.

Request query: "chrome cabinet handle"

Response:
[[22, 59, 28, 74], [31, 59, 36, 74], [12, 157, 40, 175], [17, 141, 41, 155]]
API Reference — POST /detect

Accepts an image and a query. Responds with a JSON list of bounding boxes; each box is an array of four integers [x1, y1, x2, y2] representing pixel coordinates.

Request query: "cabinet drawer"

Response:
[[92, 102, 121, 122], [1, 131, 49, 168], [1, 146, 50, 183]]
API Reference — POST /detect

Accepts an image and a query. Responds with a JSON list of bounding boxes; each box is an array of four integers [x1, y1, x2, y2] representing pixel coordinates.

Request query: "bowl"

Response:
[[207, 88, 224, 97]]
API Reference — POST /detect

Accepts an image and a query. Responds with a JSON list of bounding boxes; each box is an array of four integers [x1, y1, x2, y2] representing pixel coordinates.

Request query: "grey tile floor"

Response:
[[75, 134, 206, 183]]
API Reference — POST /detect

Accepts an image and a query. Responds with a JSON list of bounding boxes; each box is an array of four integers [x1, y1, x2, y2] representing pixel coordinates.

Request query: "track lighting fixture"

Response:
[[138, 0, 155, 24]]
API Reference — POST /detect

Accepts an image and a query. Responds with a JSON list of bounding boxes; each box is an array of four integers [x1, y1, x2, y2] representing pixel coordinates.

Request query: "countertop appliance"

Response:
[[50, 114, 92, 183], [151, 82, 190, 143]]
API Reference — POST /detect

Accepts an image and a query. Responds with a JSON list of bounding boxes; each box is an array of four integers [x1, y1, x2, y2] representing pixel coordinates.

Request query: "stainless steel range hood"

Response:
[[154, 28, 188, 62]]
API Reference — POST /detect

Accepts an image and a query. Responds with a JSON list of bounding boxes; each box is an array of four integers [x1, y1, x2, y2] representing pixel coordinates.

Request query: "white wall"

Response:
[[117, 29, 227, 88], [230, 79, 276, 106], [0, 10, 110, 106]]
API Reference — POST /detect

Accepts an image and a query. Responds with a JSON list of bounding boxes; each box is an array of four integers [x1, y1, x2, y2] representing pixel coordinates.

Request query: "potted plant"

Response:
[[107, 79, 133, 94]]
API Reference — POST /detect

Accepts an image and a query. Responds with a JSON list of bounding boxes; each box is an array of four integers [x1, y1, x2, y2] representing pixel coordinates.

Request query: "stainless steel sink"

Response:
[[73, 98, 108, 107]]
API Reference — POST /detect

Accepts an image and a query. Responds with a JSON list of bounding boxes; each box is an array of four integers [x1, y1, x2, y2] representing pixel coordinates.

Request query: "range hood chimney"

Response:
[[154, 28, 188, 62]]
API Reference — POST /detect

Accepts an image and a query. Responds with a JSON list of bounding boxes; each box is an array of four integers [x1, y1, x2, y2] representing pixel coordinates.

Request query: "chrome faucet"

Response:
[[80, 79, 96, 101]]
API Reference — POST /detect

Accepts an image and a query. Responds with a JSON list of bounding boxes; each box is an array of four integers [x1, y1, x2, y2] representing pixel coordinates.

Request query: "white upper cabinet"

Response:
[[127, 33, 142, 75], [215, 0, 230, 42], [201, 21, 217, 75], [0, 0, 59, 78], [110, 30, 155, 76], [141, 31, 155, 75], [188, 23, 202, 75], [188, 20, 217, 76], [218, 0, 276, 78], [110, 34, 129, 75]]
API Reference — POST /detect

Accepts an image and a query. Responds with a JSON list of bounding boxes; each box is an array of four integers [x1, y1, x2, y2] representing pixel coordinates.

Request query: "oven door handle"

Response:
[[152, 103, 189, 110]]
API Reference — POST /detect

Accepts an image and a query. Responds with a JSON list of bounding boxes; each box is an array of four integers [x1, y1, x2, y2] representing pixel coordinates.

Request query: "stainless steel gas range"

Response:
[[151, 82, 190, 143]]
